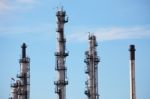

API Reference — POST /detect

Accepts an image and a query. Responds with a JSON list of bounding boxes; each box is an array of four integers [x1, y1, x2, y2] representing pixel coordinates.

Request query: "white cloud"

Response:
[[0, 23, 54, 38], [0, 0, 37, 14], [16, 0, 35, 4], [1, 23, 56, 42], [67, 25, 150, 42], [0, 0, 11, 13], [0, 22, 150, 42]]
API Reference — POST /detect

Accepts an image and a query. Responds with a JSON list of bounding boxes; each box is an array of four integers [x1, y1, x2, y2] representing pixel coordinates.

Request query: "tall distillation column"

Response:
[[84, 34, 100, 99], [54, 8, 68, 99], [129, 45, 136, 99], [10, 43, 30, 99]]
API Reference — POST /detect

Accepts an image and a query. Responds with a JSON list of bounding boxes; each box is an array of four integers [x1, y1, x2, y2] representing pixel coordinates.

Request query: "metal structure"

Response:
[[129, 45, 136, 99], [10, 43, 30, 99], [84, 34, 100, 99], [54, 8, 68, 99]]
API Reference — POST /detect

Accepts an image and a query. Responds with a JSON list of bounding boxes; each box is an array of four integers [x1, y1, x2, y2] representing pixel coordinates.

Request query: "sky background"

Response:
[[0, 0, 150, 99]]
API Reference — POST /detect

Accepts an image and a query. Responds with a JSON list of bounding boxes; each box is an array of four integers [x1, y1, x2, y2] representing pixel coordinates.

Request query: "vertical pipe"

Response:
[[129, 45, 136, 99], [21, 43, 26, 58]]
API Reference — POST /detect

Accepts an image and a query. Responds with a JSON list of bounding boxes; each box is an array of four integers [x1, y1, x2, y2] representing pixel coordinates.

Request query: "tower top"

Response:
[[89, 34, 96, 40], [21, 43, 27, 58], [56, 7, 66, 16], [22, 43, 27, 49], [88, 34, 98, 47], [129, 45, 136, 52], [129, 45, 136, 60]]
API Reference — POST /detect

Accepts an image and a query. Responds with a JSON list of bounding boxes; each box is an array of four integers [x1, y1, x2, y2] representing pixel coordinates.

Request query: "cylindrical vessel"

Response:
[[54, 8, 68, 99], [85, 34, 99, 99]]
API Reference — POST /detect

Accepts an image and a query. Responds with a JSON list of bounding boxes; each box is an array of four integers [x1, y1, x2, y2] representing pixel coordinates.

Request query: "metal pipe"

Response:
[[21, 43, 27, 58]]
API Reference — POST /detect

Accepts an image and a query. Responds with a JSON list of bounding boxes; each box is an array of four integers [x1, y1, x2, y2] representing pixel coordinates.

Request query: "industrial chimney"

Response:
[[84, 34, 100, 99], [54, 8, 69, 99], [129, 45, 136, 99]]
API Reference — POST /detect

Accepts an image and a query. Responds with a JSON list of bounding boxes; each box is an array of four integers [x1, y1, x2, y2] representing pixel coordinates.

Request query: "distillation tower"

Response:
[[54, 8, 69, 99], [84, 34, 100, 99], [10, 43, 30, 99], [129, 45, 136, 99]]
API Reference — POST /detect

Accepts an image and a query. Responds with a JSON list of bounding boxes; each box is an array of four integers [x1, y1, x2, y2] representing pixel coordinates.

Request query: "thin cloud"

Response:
[[0, 23, 53, 37], [67, 25, 150, 42], [16, 0, 36, 4], [0, 23, 56, 42], [0, 0, 37, 14], [0, 0, 11, 13]]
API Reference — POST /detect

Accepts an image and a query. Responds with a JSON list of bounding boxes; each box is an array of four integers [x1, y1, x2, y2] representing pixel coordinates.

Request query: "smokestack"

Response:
[[129, 45, 136, 99], [129, 45, 135, 60], [21, 43, 27, 58]]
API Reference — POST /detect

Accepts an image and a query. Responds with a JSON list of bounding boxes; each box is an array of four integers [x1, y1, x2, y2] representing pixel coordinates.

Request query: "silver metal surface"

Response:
[[84, 34, 100, 99], [10, 43, 30, 99], [54, 8, 68, 99]]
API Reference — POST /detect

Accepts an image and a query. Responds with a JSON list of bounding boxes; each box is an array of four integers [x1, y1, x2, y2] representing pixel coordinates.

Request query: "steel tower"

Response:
[[129, 45, 136, 99], [10, 43, 30, 99], [54, 8, 68, 99], [84, 34, 100, 99]]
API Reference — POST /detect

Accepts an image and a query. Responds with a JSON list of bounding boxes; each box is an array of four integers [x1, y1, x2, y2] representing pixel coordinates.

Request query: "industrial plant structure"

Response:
[[9, 43, 30, 99], [84, 34, 100, 99], [8, 8, 137, 99], [129, 45, 136, 99], [54, 8, 69, 99]]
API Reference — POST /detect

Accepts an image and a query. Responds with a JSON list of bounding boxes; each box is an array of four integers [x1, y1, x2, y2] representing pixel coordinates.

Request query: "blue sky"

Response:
[[0, 0, 150, 99]]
